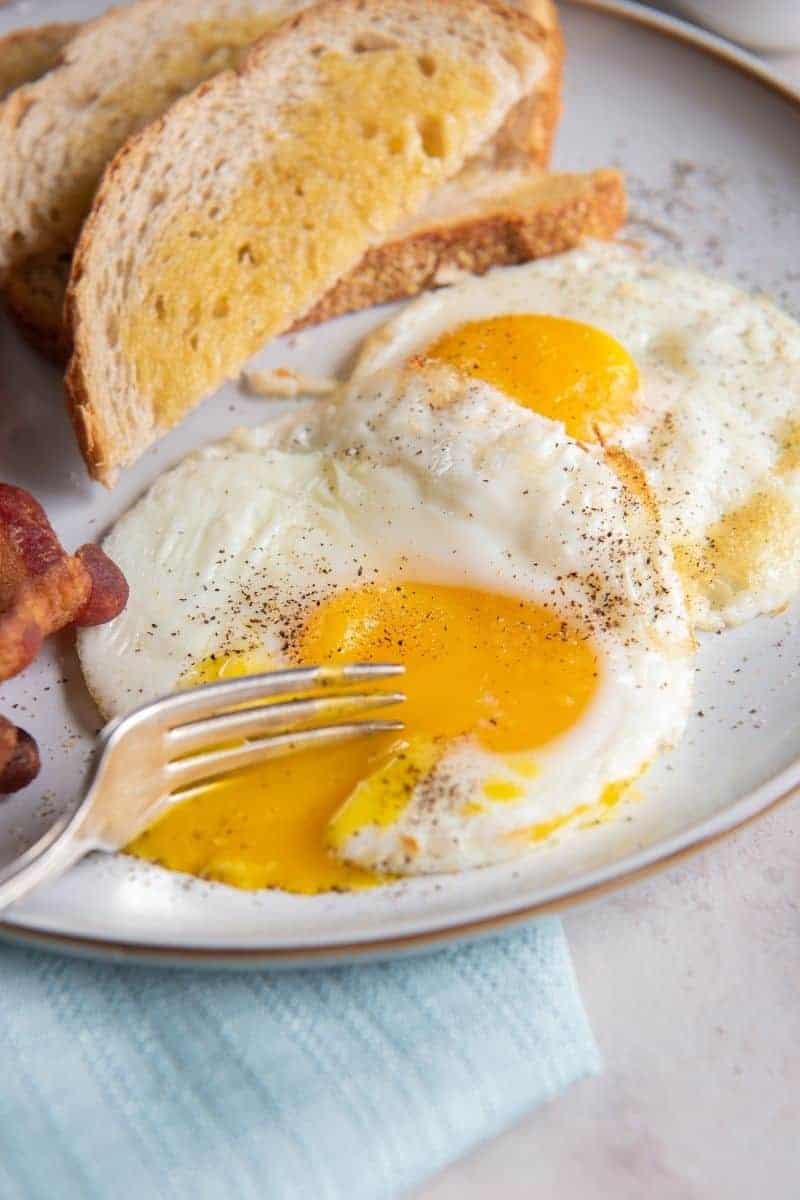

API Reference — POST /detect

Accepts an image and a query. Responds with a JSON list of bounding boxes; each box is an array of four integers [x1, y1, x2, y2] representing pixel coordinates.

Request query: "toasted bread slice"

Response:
[[0, 22, 79, 100], [298, 164, 625, 328], [3, 251, 74, 361], [65, 0, 550, 484], [0, 1, 311, 281], [0, 0, 561, 356], [7, 160, 625, 364]]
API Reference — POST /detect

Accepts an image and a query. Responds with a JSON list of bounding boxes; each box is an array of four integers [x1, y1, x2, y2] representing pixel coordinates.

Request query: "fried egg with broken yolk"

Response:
[[78, 364, 693, 889], [354, 241, 800, 631]]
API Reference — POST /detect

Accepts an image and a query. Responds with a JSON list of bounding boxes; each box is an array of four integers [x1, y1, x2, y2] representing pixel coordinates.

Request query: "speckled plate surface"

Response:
[[0, 0, 798, 966]]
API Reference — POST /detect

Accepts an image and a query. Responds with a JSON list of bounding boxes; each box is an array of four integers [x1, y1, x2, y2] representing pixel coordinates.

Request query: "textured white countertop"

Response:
[[418, 799, 800, 1197], [415, 47, 800, 1200]]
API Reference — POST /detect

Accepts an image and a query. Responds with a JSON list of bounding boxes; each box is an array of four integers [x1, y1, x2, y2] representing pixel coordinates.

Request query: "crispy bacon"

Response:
[[0, 553, 89, 680], [74, 543, 129, 627], [0, 484, 129, 793], [0, 716, 40, 793]]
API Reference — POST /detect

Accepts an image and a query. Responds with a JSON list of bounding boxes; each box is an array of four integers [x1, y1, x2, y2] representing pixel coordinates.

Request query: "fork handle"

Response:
[[0, 817, 90, 911]]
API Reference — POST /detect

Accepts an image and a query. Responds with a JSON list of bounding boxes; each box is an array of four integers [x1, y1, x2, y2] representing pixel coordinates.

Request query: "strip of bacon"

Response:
[[0, 484, 129, 793], [0, 715, 40, 793], [74, 543, 129, 627]]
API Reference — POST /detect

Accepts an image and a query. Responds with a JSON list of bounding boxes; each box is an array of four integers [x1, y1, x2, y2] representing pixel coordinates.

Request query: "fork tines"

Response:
[[163, 663, 405, 791]]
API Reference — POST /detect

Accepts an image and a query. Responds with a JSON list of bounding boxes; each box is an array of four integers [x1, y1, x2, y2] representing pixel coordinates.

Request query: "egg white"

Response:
[[353, 241, 800, 631], [80, 364, 693, 874]]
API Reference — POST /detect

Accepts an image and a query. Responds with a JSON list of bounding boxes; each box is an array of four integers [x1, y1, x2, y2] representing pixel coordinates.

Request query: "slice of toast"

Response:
[[0, 22, 79, 100], [298, 164, 625, 327], [64, 0, 551, 485], [0, 0, 561, 357], [5, 162, 625, 365], [0, 1, 313, 280]]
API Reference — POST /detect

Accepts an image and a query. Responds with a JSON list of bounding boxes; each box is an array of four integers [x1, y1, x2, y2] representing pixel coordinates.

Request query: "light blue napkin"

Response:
[[0, 919, 599, 1200]]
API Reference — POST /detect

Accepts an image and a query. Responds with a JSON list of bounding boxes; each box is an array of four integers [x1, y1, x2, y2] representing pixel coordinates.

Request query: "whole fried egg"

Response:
[[354, 241, 800, 631], [79, 364, 693, 890]]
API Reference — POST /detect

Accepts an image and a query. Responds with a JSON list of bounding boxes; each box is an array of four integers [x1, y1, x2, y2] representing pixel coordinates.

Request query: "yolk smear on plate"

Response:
[[505, 772, 640, 847], [129, 582, 600, 894], [423, 314, 639, 442]]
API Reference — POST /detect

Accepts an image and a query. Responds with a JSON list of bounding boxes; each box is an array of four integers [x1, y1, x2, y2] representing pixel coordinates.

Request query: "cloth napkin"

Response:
[[0, 919, 599, 1200]]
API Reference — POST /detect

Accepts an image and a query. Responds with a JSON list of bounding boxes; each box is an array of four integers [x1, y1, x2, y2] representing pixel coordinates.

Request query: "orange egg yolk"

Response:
[[423, 314, 639, 441], [129, 582, 600, 893]]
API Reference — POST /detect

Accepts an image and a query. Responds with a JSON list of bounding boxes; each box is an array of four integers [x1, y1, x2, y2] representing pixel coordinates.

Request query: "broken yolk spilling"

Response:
[[128, 582, 600, 893], [423, 314, 639, 441]]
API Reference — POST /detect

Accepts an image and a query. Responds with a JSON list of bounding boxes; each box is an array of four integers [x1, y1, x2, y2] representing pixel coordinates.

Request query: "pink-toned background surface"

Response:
[[419, 805, 799, 1197]]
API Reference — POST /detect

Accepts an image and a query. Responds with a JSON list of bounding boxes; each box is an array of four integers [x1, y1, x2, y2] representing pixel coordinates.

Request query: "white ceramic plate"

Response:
[[0, 0, 798, 966]]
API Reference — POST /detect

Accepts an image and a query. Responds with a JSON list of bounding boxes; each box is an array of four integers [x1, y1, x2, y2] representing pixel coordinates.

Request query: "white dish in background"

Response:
[[0, 0, 798, 966], [668, 1, 800, 53]]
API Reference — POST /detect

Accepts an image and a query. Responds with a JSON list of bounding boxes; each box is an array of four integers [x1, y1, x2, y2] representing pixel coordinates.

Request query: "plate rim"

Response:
[[573, 0, 800, 107], [2, 0, 799, 967]]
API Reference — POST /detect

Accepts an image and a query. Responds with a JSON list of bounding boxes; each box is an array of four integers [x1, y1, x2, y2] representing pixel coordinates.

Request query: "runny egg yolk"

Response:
[[423, 314, 639, 441], [129, 583, 600, 893]]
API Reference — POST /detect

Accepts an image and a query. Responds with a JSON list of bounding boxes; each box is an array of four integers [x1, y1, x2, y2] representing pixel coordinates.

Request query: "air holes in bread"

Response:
[[352, 32, 400, 52], [419, 115, 446, 157]]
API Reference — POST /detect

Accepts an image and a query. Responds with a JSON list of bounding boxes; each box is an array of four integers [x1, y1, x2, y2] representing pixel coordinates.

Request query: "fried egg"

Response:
[[79, 364, 693, 888], [354, 241, 800, 631]]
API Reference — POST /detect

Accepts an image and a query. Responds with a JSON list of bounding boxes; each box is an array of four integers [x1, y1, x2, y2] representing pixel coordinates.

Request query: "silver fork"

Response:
[[0, 663, 404, 911]]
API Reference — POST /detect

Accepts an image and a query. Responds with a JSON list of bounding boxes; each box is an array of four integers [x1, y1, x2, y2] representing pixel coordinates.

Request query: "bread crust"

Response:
[[297, 168, 624, 328], [505, 0, 563, 166], [0, 22, 79, 99], [3, 254, 72, 361]]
